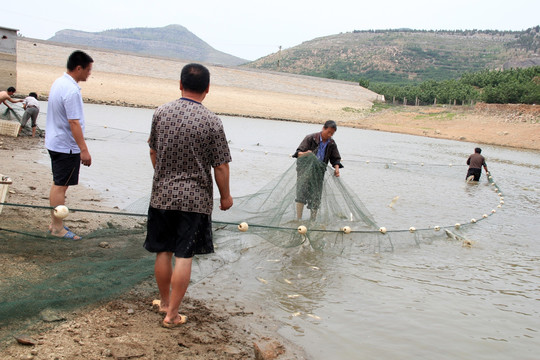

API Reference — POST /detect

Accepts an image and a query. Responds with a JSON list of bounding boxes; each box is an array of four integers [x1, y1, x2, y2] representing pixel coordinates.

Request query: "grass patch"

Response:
[[414, 112, 457, 120], [370, 102, 395, 113], [343, 102, 400, 114], [342, 107, 364, 113]]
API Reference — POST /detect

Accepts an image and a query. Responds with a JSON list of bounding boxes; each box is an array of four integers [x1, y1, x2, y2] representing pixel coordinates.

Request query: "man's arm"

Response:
[[214, 162, 233, 211], [334, 164, 340, 177], [329, 143, 343, 176], [2, 97, 22, 109], [68, 119, 92, 167], [149, 148, 157, 169], [297, 150, 313, 157], [293, 134, 313, 158]]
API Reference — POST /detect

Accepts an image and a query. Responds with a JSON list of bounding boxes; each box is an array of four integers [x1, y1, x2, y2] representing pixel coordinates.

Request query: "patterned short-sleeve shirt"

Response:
[[148, 98, 231, 214]]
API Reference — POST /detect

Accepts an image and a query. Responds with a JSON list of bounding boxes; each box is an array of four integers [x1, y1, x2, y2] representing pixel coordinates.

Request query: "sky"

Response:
[[2, 0, 539, 61]]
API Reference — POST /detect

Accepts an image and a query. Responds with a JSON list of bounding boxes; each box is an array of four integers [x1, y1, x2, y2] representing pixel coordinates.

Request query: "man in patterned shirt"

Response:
[[144, 63, 233, 328]]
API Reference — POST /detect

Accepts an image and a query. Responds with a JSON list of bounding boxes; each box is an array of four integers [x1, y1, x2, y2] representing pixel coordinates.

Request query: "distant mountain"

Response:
[[48, 24, 248, 66], [245, 27, 540, 84]]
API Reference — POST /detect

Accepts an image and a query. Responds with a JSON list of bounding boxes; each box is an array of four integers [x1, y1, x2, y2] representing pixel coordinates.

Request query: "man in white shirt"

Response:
[[19, 92, 40, 137], [45, 50, 93, 240]]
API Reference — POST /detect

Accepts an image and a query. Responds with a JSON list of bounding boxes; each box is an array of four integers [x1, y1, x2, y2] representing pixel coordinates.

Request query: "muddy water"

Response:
[[36, 103, 540, 359]]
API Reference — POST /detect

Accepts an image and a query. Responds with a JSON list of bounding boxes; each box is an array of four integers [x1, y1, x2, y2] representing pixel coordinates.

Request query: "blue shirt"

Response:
[[45, 73, 85, 153], [316, 134, 328, 162]]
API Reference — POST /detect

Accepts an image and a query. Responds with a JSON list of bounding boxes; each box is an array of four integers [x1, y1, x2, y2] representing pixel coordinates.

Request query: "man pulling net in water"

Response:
[[466, 147, 489, 182], [293, 120, 343, 221]]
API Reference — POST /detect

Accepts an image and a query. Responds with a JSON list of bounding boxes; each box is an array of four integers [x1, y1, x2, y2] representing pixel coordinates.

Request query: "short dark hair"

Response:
[[67, 50, 94, 71], [7, 86, 15, 92], [475, 147, 482, 154], [324, 120, 337, 130], [181, 63, 210, 93], [29, 92, 38, 99]]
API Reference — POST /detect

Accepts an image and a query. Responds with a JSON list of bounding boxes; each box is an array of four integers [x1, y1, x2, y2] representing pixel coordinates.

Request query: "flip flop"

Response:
[[48, 225, 71, 232], [161, 314, 188, 329], [152, 299, 167, 314], [62, 230, 82, 240]]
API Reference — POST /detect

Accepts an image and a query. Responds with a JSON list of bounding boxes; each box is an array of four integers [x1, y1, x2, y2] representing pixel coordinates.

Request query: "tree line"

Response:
[[352, 28, 526, 36], [366, 66, 540, 105]]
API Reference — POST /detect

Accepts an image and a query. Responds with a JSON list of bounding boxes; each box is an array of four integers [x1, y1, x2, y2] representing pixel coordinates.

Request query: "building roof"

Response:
[[0, 26, 19, 32]]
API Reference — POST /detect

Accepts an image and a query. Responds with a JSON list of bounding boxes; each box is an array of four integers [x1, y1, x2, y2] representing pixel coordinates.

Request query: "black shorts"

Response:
[[48, 150, 81, 186], [466, 168, 482, 181], [144, 206, 214, 258]]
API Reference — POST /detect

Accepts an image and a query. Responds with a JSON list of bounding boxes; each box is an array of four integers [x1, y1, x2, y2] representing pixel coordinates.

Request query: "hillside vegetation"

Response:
[[48, 24, 248, 66], [370, 66, 540, 105], [246, 27, 540, 85]]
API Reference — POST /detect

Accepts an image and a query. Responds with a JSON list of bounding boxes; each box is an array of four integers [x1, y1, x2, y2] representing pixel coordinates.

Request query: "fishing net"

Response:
[[0, 210, 249, 344], [209, 154, 504, 256], [0, 145, 505, 345], [0, 218, 149, 341], [0, 105, 44, 137], [0, 107, 22, 122], [211, 154, 386, 254]]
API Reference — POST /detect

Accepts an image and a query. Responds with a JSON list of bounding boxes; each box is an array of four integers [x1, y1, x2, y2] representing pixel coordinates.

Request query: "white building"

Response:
[[0, 26, 18, 91]]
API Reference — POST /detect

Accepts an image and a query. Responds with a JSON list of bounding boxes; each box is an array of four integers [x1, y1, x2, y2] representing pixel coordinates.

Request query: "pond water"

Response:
[[34, 102, 540, 359]]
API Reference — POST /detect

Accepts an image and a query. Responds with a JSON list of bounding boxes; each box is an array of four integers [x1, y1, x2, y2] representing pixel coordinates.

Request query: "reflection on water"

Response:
[[35, 102, 540, 359]]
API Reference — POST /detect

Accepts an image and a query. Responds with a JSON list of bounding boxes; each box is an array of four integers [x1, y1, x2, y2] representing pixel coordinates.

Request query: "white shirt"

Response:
[[23, 96, 40, 110], [45, 73, 85, 154]]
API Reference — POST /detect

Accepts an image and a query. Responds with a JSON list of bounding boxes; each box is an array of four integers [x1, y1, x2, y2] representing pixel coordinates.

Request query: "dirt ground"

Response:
[[341, 102, 540, 151]]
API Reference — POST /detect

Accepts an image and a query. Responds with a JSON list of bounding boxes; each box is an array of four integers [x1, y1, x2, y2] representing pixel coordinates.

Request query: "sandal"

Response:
[[62, 230, 82, 240], [161, 314, 188, 329], [152, 299, 167, 314]]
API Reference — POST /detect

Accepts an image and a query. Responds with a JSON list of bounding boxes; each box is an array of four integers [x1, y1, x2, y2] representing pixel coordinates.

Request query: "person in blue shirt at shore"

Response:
[[293, 120, 343, 221], [45, 50, 94, 240]]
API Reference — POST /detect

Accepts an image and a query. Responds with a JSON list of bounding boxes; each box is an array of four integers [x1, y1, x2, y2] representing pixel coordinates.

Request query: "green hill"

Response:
[[244, 27, 540, 85], [48, 24, 248, 66]]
